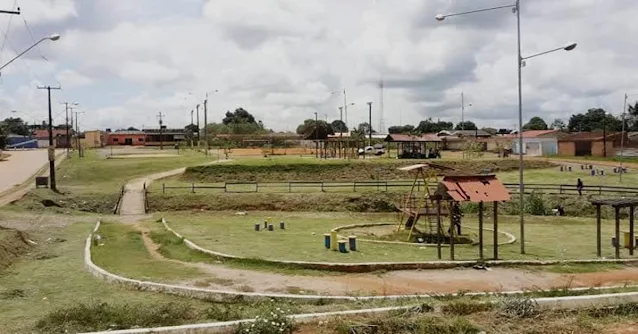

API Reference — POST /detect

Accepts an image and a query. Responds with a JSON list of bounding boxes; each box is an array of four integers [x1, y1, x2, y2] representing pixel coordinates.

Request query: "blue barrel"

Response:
[[348, 236, 357, 251], [268, 224, 274, 231], [338, 241, 348, 253], [254, 223, 260, 231], [591, 169, 596, 176], [600, 169, 605, 176], [280, 221, 285, 230], [560, 166, 564, 172], [568, 166, 572, 172], [324, 234, 331, 249]]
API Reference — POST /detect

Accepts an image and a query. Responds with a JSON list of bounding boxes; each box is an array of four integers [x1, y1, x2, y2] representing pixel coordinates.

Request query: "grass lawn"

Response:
[[159, 211, 638, 263], [56, 149, 212, 194]]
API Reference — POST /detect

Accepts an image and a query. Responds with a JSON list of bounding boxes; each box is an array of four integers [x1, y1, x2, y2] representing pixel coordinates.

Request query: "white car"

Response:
[[358, 146, 385, 156]]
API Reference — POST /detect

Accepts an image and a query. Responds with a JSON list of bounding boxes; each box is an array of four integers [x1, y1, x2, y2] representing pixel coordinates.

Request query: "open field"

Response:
[[159, 211, 638, 262]]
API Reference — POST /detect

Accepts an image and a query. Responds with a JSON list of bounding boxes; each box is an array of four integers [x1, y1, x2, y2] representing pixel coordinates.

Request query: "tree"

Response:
[[222, 108, 256, 125], [388, 125, 415, 134], [567, 108, 622, 132], [127, 127, 140, 131], [416, 118, 439, 133], [454, 121, 477, 131], [626, 101, 638, 131], [356, 122, 375, 135], [296, 119, 334, 138], [0, 117, 29, 136], [330, 120, 348, 133], [437, 120, 454, 131], [550, 119, 566, 131], [522, 116, 548, 130], [0, 122, 7, 149], [481, 127, 498, 135]]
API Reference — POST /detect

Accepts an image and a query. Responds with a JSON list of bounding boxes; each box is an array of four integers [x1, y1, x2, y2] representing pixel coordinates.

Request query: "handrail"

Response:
[[160, 181, 638, 196], [112, 184, 126, 214]]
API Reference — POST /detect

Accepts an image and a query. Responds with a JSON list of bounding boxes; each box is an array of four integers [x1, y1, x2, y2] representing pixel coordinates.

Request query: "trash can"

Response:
[[348, 236, 357, 251]]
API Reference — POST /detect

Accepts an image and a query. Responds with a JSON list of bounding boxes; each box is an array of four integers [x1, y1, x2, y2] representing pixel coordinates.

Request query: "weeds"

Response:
[[234, 306, 294, 334], [498, 295, 539, 318], [441, 300, 493, 316]]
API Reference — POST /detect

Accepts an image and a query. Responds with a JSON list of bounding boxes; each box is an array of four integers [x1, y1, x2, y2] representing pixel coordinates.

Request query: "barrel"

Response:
[[348, 236, 357, 251], [338, 241, 348, 253], [268, 224, 274, 231], [591, 169, 596, 176], [254, 223, 260, 231], [263, 220, 268, 228], [568, 166, 572, 172], [600, 169, 605, 176], [280, 221, 286, 230], [560, 166, 564, 172], [324, 234, 331, 249]]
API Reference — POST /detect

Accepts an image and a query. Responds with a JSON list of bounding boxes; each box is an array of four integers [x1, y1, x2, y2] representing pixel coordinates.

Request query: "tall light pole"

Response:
[[620, 93, 638, 182], [73, 109, 85, 158], [460, 92, 472, 131], [367, 102, 373, 146], [436, 0, 577, 255], [203, 90, 218, 156], [314, 111, 318, 158], [0, 34, 60, 75]]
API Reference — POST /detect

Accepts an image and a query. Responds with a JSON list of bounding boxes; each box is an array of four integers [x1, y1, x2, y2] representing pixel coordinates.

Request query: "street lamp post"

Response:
[[61, 102, 78, 155], [620, 93, 638, 182], [203, 90, 218, 157], [367, 102, 373, 147], [314, 112, 319, 158], [0, 34, 60, 75], [436, 0, 576, 254]]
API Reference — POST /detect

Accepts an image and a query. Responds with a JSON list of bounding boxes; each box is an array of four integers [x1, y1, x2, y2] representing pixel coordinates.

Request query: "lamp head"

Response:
[[48, 33, 60, 41], [435, 14, 446, 21], [563, 42, 577, 51]]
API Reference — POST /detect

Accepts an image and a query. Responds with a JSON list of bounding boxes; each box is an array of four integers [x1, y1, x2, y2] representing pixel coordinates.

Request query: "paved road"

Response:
[[0, 150, 53, 195]]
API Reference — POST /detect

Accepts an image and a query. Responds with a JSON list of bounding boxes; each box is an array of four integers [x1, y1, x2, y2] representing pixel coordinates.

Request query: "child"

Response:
[[577, 178, 584, 196]]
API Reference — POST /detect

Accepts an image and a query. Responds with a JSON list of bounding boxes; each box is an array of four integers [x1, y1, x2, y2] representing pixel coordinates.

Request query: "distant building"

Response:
[[143, 128, 186, 146], [6, 134, 38, 149], [509, 130, 560, 156], [32, 129, 70, 148], [558, 132, 626, 157], [106, 130, 146, 146], [80, 130, 105, 148]]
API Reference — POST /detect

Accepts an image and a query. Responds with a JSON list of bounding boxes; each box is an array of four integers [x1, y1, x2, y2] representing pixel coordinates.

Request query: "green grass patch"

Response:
[[158, 211, 638, 262], [530, 263, 626, 274], [92, 223, 204, 282]]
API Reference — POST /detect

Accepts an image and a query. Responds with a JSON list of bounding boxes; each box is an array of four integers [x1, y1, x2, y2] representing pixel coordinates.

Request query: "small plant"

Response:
[[204, 304, 243, 321], [441, 301, 493, 316], [525, 191, 548, 216], [235, 306, 294, 334], [498, 295, 539, 318]]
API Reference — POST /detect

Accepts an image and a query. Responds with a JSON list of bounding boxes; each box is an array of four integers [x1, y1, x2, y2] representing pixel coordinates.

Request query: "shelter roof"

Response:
[[384, 134, 442, 142], [558, 132, 623, 142], [590, 198, 638, 208], [398, 163, 457, 172], [438, 175, 511, 203]]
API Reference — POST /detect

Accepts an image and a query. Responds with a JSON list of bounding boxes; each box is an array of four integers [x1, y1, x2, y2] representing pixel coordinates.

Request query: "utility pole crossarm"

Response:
[[0, 8, 20, 15]]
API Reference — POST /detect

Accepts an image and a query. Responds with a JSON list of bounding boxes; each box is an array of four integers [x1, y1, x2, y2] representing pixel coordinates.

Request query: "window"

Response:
[[113, 138, 119, 142], [138, 138, 144, 142]]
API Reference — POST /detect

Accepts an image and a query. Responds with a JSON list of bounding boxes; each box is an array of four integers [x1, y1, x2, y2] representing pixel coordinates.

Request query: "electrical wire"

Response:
[[0, 0, 18, 84], [21, 14, 61, 86]]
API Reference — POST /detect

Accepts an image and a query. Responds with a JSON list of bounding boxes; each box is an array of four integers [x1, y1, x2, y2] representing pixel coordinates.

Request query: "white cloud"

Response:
[[0, 0, 637, 133]]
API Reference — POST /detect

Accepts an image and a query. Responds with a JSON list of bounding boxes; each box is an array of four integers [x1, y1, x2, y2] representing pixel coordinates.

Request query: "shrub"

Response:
[[441, 301, 493, 316], [35, 301, 196, 333], [498, 295, 539, 318], [525, 191, 548, 216], [235, 306, 294, 334]]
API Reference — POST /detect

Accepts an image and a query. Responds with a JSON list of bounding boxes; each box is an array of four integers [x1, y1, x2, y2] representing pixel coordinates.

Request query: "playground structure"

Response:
[[396, 164, 512, 260], [591, 198, 638, 259]]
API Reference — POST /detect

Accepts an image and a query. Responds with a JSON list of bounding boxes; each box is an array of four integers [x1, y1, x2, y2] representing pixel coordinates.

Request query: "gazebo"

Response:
[[590, 198, 638, 259], [384, 134, 442, 159], [434, 175, 511, 260]]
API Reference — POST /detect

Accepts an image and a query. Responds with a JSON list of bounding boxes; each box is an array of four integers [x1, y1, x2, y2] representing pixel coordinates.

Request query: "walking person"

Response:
[[577, 178, 584, 196]]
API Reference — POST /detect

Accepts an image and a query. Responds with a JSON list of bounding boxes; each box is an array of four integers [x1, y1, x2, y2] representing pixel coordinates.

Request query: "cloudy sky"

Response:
[[0, 0, 635, 133]]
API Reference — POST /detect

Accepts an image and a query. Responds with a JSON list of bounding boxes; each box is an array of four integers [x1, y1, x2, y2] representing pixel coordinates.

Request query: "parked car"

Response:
[[358, 145, 385, 156]]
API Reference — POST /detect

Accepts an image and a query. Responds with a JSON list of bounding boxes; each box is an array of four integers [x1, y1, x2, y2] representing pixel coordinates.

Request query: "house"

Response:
[[33, 129, 71, 148], [510, 130, 560, 156], [80, 130, 104, 149], [106, 130, 146, 146], [558, 132, 626, 157], [143, 128, 186, 146]]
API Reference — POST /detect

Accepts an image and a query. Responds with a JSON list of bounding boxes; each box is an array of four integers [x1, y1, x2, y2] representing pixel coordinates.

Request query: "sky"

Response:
[[0, 0, 636, 133]]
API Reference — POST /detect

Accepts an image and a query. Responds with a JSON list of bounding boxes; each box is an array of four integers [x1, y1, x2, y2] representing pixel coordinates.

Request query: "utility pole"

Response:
[[461, 92, 465, 131], [620, 93, 629, 182], [338, 107, 343, 137], [367, 102, 373, 147], [343, 88, 349, 129], [190, 109, 194, 148], [157, 112, 165, 150], [37, 85, 61, 192], [603, 110, 607, 157], [72, 109, 84, 158], [61, 102, 78, 155], [314, 112, 318, 158], [203, 96, 208, 156], [196, 104, 200, 146]]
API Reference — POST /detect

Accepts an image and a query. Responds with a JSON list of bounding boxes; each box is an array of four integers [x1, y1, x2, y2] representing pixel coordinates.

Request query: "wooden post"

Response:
[[437, 199, 442, 260], [596, 204, 602, 257], [615, 206, 621, 259], [630, 206, 635, 256], [493, 201, 498, 260], [478, 201, 484, 260], [449, 201, 455, 261]]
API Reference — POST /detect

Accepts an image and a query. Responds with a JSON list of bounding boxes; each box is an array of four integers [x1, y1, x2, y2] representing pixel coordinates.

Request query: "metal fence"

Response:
[[161, 181, 638, 196]]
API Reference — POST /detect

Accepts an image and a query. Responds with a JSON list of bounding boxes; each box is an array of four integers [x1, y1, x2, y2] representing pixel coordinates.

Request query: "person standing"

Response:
[[577, 178, 584, 196]]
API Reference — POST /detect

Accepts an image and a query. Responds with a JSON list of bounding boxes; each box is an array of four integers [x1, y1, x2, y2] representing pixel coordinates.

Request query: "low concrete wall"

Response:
[[331, 222, 517, 247], [162, 218, 638, 272]]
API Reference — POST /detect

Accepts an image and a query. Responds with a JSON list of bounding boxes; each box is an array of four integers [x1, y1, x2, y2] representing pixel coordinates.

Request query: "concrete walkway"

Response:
[[119, 160, 231, 217]]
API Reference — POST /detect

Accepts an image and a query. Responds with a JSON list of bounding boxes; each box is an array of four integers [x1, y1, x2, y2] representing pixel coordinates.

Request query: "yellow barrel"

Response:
[[330, 231, 338, 251]]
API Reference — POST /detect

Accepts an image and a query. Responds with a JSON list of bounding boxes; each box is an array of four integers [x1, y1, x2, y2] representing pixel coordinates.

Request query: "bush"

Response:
[[498, 295, 539, 318], [336, 315, 482, 334], [235, 306, 294, 334], [35, 301, 196, 333], [441, 301, 493, 316], [525, 191, 548, 216]]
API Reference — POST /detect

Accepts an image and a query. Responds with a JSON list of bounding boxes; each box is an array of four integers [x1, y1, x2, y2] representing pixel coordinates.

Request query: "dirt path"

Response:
[[0, 152, 67, 207]]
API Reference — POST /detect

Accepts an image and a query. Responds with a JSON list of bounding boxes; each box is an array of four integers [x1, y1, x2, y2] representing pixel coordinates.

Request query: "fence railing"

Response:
[[160, 181, 638, 196], [112, 184, 125, 214]]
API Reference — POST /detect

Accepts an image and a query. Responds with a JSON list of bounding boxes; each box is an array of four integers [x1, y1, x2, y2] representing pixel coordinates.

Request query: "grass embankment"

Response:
[[157, 211, 638, 262], [0, 227, 31, 269], [181, 159, 555, 182]]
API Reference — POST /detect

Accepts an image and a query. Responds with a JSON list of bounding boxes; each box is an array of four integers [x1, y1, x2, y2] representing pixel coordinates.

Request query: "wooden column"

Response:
[[630, 206, 635, 256], [449, 201, 455, 261], [437, 199, 442, 260], [493, 201, 499, 260], [478, 201, 484, 260], [615, 206, 621, 259], [596, 204, 602, 257]]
